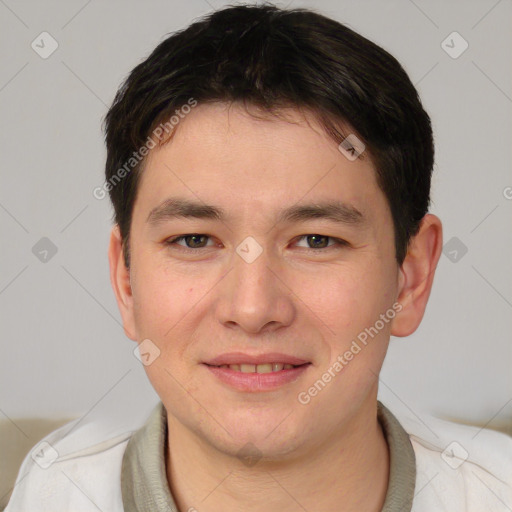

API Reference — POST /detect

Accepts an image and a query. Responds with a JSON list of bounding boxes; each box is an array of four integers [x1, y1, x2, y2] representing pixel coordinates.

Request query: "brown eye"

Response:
[[295, 235, 347, 250], [166, 234, 213, 249], [306, 235, 329, 248]]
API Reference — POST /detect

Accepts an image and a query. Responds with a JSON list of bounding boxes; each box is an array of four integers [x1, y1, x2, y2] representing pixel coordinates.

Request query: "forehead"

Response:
[[134, 102, 388, 227]]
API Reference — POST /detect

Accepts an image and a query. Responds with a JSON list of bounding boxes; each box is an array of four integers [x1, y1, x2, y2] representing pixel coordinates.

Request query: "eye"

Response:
[[294, 234, 348, 250], [165, 234, 215, 250]]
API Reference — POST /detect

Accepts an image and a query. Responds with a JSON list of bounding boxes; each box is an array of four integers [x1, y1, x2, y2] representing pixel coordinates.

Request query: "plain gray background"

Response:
[[0, 0, 511, 434]]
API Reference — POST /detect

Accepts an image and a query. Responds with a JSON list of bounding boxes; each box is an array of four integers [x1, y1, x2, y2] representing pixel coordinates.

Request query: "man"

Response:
[[5, 4, 512, 511]]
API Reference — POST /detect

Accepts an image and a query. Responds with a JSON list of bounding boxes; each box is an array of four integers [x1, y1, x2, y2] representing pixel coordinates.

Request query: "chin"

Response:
[[212, 432, 305, 464], [199, 412, 308, 459]]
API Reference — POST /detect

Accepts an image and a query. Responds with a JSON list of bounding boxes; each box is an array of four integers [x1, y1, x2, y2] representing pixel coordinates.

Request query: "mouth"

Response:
[[204, 362, 310, 373], [202, 353, 312, 392]]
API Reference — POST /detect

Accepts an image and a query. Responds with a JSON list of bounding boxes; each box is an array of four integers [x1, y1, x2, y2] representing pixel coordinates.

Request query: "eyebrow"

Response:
[[146, 197, 365, 228]]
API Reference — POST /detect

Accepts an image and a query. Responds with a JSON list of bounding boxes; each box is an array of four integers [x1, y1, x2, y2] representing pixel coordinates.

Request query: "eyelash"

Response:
[[164, 234, 349, 253]]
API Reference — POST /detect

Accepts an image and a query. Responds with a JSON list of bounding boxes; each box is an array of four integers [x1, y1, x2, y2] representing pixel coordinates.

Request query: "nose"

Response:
[[214, 240, 295, 335]]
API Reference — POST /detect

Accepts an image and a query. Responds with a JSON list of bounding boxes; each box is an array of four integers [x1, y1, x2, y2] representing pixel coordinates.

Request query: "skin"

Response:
[[109, 101, 443, 512]]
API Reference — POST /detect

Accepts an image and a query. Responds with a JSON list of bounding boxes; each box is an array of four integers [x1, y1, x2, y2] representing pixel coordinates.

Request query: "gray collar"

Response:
[[121, 400, 416, 511]]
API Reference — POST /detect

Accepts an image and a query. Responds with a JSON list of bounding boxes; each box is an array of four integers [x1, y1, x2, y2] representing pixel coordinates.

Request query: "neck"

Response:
[[166, 394, 389, 512]]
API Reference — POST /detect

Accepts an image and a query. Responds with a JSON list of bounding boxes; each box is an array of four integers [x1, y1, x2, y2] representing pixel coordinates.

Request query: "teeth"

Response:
[[218, 363, 299, 372], [256, 363, 275, 373]]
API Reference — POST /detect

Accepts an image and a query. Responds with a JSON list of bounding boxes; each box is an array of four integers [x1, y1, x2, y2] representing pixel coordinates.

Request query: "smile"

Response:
[[210, 363, 301, 373], [203, 362, 312, 392]]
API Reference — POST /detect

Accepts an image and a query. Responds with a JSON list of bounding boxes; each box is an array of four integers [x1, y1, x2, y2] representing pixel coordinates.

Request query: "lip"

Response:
[[204, 352, 310, 366], [203, 363, 311, 392]]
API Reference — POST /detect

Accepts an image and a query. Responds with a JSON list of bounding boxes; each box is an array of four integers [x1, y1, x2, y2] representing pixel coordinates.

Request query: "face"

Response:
[[112, 102, 404, 459]]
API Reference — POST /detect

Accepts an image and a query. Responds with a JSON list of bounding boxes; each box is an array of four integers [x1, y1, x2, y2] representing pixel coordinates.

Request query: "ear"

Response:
[[108, 225, 137, 341], [391, 214, 443, 337]]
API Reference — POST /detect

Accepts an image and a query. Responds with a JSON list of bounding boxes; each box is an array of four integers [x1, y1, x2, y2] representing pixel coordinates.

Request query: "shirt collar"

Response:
[[121, 400, 416, 511]]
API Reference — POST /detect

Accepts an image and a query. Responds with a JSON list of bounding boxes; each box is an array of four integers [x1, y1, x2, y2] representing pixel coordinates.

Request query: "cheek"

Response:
[[302, 266, 382, 333], [132, 261, 200, 342], [303, 263, 396, 367], [131, 265, 206, 390]]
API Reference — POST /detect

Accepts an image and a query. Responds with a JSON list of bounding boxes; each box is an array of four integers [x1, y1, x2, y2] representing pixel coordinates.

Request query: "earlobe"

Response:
[[108, 225, 137, 341], [391, 214, 443, 337]]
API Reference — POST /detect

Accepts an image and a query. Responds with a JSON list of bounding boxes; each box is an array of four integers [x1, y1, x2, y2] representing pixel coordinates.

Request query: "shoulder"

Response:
[[399, 409, 512, 511], [4, 404, 157, 512]]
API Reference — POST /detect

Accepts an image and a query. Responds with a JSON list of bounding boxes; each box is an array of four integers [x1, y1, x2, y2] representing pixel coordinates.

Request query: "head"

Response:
[[106, 4, 442, 460]]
